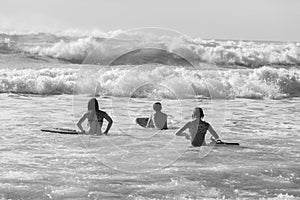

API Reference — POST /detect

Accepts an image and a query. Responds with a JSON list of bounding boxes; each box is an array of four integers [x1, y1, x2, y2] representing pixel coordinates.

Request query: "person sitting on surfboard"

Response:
[[77, 98, 113, 135], [146, 102, 168, 130], [175, 107, 221, 147]]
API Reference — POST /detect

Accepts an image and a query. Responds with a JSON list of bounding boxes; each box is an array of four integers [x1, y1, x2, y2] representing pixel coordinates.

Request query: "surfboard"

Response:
[[40, 128, 80, 135], [135, 117, 149, 128], [209, 141, 239, 146], [215, 142, 239, 146], [211, 138, 239, 146]]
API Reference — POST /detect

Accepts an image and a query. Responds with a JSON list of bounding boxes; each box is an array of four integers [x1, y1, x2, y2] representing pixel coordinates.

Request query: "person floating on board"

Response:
[[77, 98, 113, 135], [175, 107, 221, 146], [146, 102, 168, 130]]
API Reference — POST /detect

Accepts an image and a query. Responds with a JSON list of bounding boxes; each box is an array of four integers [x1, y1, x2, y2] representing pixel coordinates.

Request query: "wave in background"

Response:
[[1, 31, 300, 67], [1, 65, 299, 99]]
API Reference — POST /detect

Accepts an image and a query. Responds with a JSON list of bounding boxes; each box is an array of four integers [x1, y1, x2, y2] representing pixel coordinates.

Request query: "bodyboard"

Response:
[[41, 128, 80, 135], [135, 117, 149, 128], [209, 141, 240, 146]]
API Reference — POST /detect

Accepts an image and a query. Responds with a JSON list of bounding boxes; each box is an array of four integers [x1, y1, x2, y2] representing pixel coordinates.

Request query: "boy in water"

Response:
[[146, 102, 168, 130]]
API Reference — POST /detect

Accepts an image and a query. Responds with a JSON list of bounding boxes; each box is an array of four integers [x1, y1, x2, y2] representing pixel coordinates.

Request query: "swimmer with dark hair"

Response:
[[77, 98, 113, 135], [175, 107, 221, 146]]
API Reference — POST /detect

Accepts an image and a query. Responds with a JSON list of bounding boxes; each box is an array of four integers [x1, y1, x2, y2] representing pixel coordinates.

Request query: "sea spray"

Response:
[[1, 32, 299, 66], [0, 65, 299, 99]]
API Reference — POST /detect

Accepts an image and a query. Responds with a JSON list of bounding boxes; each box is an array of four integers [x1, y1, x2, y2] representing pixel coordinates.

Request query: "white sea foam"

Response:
[[1, 31, 299, 66], [0, 66, 299, 99], [23, 37, 98, 63], [0, 68, 77, 94]]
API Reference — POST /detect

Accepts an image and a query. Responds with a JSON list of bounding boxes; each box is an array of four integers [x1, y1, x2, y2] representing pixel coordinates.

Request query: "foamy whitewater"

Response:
[[0, 30, 299, 199]]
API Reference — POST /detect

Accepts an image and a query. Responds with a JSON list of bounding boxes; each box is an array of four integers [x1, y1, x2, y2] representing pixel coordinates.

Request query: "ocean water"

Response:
[[0, 30, 299, 199]]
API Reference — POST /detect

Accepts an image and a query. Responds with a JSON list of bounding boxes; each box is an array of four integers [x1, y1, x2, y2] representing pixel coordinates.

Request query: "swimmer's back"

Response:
[[152, 112, 168, 130], [87, 110, 108, 135], [190, 119, 209, 147]]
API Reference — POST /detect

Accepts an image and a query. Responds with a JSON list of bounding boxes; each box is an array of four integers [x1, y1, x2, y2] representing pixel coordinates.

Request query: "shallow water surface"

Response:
[[0, 94, 299, 199]]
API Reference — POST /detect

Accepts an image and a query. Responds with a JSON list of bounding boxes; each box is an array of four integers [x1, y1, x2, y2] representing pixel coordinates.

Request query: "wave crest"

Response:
[[1, 66, 299, 99], [24, 37, 98, 63], [0, 68, 77, 94], [1, 31, 300, 67]]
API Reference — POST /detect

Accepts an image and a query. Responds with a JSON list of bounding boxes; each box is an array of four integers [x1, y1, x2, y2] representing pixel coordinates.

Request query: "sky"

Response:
[[0, 0, 299, 41]]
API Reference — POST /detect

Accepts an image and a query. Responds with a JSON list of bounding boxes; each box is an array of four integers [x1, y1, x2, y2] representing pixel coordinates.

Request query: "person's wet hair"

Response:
[[192, 107, 204, 119], [88, 98, 99, 111], [153, 102, 162, 111], [88, 98, 103, 122]]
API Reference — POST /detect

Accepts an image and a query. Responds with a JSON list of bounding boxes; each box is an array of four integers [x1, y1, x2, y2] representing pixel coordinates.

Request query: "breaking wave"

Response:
[[1, 31, 300, 67], [0, 65, 299, 99], [0, 68, 77, 94]]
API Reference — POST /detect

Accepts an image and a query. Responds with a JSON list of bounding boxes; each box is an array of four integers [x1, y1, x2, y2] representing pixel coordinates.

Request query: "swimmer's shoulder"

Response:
[[83, 111, 90, 117], [96, 110, 108, 117], [98, 110, 107, 115], [155, 111, 167, 117], [200, 120, 210, 126], [190, 119, 198, 124]]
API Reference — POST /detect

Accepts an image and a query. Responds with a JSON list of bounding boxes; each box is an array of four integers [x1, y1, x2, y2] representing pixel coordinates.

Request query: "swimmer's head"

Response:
[[153, 102, 162, 112], [88, 98, 99, 111], [192, 107, 204, 119]]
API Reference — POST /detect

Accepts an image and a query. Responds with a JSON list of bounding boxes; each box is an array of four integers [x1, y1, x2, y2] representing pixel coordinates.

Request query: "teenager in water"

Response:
[[146, 102, 168, 130], [175, 107, 221, 146], [77, 98, 113, 135]]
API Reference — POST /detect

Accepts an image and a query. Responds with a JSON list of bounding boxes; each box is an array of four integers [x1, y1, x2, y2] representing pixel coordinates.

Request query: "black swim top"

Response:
[[191, 120, 210, 147]]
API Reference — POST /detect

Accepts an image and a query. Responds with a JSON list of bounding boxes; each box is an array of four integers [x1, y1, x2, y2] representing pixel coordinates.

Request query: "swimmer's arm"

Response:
[[208, 125, 220, 141], [77, 113, 88, 133], [164, 118, 168, 129], [175, 122, 191, 139], [146, 114, 153, 128], [103, 113, 113, 135], [164, 114, 168, 129]]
